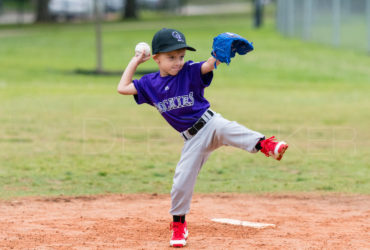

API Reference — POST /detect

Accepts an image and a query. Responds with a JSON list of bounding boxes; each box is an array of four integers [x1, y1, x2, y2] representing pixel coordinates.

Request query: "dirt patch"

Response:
[[0, 193, 369, 249]]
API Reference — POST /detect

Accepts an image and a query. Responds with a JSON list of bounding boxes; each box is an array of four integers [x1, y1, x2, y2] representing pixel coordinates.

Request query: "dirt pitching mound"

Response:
[[0, 193, 369, 249]]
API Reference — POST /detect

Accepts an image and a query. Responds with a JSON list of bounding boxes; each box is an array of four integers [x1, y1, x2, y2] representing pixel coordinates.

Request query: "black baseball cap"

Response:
[[152, 28, 196, 54]]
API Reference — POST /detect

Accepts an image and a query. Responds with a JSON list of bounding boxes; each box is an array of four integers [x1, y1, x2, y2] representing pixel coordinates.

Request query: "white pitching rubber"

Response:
[[212, 218, 275, 229]]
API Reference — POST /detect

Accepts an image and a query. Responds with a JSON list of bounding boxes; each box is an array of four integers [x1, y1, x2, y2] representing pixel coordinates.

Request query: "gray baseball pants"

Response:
[[170, 110, 264, 215]]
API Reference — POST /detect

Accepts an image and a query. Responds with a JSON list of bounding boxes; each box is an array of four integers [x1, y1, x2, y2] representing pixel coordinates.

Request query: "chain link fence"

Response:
[[276, 0, 370, 53]]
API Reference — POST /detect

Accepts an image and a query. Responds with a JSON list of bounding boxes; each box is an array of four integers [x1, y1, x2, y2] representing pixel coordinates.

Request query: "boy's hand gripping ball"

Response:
[[135, 42, 151, 57]]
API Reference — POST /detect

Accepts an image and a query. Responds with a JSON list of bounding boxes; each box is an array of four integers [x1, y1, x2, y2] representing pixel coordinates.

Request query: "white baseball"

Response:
[[135, 42, 151, 56]]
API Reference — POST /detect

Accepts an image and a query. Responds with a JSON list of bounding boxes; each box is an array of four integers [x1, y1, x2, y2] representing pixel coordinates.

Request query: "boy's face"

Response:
[[153, 49, 186, 77]]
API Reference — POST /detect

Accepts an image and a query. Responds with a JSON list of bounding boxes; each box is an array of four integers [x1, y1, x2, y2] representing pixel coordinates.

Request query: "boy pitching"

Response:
[[117, 28, 288, 247]]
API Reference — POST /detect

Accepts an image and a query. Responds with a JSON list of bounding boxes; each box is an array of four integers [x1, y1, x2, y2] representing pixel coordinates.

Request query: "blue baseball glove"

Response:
[[211, 32, 254, 68]]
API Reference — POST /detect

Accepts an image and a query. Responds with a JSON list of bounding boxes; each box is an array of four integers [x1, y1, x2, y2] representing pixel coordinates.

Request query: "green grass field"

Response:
[[0, 14, 369, 199]]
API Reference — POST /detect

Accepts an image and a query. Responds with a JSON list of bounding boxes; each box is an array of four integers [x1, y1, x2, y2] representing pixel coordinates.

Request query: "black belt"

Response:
[[182, 109, 214, 140]]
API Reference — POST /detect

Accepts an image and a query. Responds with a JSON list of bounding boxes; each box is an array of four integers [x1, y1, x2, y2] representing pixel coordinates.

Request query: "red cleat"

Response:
[[260, 136, 288, 161], [170, 221, 188, 247]]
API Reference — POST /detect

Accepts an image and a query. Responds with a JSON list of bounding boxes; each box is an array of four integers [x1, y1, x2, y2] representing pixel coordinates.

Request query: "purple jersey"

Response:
[[133, 61, 213, 132]]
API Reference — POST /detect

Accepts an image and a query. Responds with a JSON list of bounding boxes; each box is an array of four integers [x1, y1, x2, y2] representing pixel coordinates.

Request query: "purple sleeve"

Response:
[[189, 61, 214, 87], [132, 76, 152, 105]]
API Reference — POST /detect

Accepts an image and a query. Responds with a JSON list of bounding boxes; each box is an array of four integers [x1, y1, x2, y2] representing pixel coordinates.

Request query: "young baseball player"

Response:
[[117, 28, 288, 248]]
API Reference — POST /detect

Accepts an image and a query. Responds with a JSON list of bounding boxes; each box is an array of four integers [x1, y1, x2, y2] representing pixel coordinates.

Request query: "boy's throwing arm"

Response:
[[117, 51, 151, 95]]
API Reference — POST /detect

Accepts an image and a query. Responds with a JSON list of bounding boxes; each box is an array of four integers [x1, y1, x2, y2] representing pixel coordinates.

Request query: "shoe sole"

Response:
[[170, 236, 187, 248], [275, 143, 288, 161], [170, 242, 186, 248]]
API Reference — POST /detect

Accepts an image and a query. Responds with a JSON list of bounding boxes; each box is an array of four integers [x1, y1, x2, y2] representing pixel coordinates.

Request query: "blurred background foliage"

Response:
[[0, 0, 263, 22], [1, 0, 369, 53]]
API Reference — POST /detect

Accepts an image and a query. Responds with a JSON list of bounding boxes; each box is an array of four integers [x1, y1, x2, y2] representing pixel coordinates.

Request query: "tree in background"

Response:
[[35, 0, 50, 22], [94, 0, 104, 73], [0, 0, 3, 15], [254, 0, 264, 28], [123, 0, 137, 19]]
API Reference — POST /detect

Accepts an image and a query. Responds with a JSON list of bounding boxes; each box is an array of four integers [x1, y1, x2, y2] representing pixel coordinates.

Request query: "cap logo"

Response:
[[172, 31, 184, 42]]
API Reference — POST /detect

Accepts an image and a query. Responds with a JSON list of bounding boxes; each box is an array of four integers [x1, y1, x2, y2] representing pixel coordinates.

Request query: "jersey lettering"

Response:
[[154, 92, 194, 113]]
